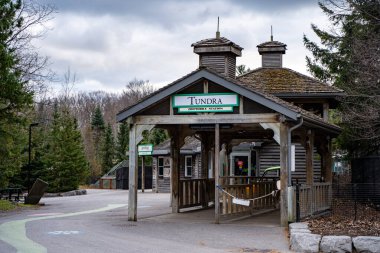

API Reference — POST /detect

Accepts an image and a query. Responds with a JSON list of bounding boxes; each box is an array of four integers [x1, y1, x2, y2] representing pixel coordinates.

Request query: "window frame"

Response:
[[185, 155, 193, 177], [158, 157, 164, 177]]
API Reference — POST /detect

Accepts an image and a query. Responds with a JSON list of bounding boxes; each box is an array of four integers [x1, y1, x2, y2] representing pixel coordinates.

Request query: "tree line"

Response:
[[1, 0, 379, 192]]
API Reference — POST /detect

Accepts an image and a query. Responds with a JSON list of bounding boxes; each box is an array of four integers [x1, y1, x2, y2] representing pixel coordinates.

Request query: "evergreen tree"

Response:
[[101, 124, 115, 174], [91, 106, 105, 130], [304, 0, 380, 157], [116, 122, 129, 163], [0, 0, 33, 187], [90, 106, 105, 180], [236, 64, 251, 76], [146, 128, 168, 146], [42, 109, 88, 192]]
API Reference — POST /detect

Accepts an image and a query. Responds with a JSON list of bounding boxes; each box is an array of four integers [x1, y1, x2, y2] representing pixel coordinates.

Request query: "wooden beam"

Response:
[[136, 124, 155, 144], [141, 156, 145, 193], [170, 128, 180, 213], [214, 123, 220, 224], [280, 122, 289, 227], [325, 137, 333, 183], [154, 157, 159, 193], [260, 123, 280, 144], [239, 95, 244, 114], [135, 113, 279, 125], [306, 130, 314, 185], [323, 103, 329, 122], [128, 124, 138, 221], [203, 80, 208, 93]]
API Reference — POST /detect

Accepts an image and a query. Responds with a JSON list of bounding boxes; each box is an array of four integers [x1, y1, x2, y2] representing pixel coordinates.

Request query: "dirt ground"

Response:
[[307, 202, 380, 236]]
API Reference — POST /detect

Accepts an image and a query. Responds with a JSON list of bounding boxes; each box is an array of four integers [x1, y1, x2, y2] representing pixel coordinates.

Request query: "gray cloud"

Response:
[[34, 0, 326, 94]]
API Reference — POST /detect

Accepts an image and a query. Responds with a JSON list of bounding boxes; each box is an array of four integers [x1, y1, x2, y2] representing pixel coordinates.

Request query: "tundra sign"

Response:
[[172, 93, 239, 113]]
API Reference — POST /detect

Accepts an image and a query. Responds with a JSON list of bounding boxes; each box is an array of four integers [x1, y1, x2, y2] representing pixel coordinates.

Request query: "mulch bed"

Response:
[[307, 201, 380, 237]]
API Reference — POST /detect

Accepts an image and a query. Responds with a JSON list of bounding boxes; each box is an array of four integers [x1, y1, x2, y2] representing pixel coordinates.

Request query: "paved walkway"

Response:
[[0, 190, 291, 253], [143, 207, 291, 252]]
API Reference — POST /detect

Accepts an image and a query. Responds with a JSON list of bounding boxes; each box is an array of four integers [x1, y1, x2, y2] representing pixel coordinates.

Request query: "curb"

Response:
[[43, 189, 87, 198], [289, 222, 380, 253]]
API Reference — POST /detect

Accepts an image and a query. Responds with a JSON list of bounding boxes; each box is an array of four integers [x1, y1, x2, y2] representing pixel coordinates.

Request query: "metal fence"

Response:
[[295, 182, 380, 222], [331, 183, 380, 221]]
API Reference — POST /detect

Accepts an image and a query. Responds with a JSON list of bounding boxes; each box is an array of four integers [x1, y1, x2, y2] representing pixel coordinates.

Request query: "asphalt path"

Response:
[[0, 189, 291, 253]]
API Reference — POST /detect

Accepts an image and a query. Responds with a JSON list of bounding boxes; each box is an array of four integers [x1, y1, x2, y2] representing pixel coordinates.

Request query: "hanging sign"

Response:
[[172, 93, 239, 113], [138, 144, 153, 156], [232, 198, 250, 207]]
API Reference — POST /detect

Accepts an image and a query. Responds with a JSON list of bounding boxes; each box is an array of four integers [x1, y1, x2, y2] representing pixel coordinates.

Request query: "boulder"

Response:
[[320, 236, 352, 253], [290, 233, 321, 253], [291, 228, 312, 234], [289, 222, 309, 230], [353, 236, 380, 253]]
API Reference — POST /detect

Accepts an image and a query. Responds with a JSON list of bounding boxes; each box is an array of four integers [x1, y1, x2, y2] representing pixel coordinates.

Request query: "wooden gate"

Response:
[[219, 177, 278, 217], [179, 179, 215, 209]]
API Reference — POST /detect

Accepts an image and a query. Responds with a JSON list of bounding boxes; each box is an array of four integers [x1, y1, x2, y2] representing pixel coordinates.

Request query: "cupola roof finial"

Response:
[[271, 25, 273, 42], [216, 17, 220, 39]]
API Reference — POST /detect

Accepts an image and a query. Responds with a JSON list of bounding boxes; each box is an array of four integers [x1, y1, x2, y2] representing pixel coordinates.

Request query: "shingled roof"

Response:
[[117, 67, 340, 134], [237, 67, 343, 95], [191, 37, 243, 50], [152, 137, 201, 155], [257, 40, 286, 49]]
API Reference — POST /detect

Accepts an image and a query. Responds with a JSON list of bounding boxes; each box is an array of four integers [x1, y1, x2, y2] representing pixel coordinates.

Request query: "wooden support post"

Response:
[[323, 103, 329, 122], [201, 134, 208, 207], [170, 129, 180, 213], [141, 156, 145, 193], [128, 124, 138, 221], [154, 157, 159, 193], [214, 123, 220, 224], [306, 130, 314, 185], [280, 122, 289, 227], [325, 137, 333, 183]]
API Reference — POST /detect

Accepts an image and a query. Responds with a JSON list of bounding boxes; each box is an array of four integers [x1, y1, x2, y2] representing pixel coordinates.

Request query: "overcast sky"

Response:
[[35, 0, 329, 94]]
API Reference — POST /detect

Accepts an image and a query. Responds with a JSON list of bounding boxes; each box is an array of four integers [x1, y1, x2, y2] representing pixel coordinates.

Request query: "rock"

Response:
[[290, 228, 312, 234], [290, 233, 321, 253], [353, 236, 380, 253], [61, 191, 75, 197], [75, 189, 87, 195], [289, 222, 309, 230], [320, 236, 352, 253]]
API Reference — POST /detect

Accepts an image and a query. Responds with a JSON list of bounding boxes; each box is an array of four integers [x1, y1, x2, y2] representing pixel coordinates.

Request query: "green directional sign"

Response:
[[138, 144, 153, 156]]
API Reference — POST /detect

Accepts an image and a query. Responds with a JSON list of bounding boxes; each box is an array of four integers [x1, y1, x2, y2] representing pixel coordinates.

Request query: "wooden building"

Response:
[[152, 137, 202, 193], [116, 32, 343, 226]]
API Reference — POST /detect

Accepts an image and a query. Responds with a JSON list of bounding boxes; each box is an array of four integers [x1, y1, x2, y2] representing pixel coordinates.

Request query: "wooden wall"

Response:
[[259, 142, 321, 184]]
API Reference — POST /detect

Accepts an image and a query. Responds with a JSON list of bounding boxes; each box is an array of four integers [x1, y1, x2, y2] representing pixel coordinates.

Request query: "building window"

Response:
[[185, 156, 192, 177], [158, 157, 164, 177]]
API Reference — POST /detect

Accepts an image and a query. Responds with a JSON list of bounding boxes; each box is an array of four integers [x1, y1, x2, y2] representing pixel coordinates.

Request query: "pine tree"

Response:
[[116, 122, 129, 163], [91, 106, 105, 130], [43, 109, 89, 192], [0, 0, 33, 187], [146, 128, 168, 146], [90, 106, 105, 180], [304, 0, 380, 157], [101, 124, 115, 174]]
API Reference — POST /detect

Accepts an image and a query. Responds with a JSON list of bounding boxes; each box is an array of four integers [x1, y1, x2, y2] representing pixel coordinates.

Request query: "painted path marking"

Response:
[[28, 213, 64, 217], [47, 230, 81, 235], [0, 204, 127, 253]]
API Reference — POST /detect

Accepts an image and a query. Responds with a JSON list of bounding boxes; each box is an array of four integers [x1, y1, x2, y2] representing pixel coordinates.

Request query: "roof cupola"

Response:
[[191, 19, 243, 78], [257, 28, 286, 68]]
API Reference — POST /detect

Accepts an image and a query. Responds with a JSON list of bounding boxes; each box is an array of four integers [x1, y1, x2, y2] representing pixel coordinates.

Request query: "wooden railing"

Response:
[[179, 179, 214, 209], [219, 180, 277, 216], [296, 182, 332, 219], [219, 176, 278, 185]]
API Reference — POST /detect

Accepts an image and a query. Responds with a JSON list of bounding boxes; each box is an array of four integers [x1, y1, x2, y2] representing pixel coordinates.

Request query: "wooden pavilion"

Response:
[[116, 32, 343, 226]]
